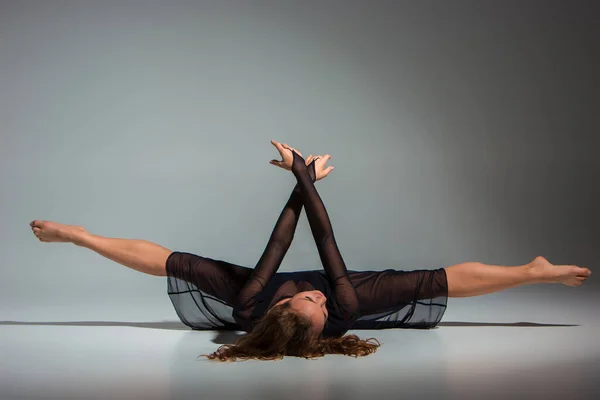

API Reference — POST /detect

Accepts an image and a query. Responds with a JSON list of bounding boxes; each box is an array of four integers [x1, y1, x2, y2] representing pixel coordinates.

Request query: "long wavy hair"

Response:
[[202, 302, 381, 361]]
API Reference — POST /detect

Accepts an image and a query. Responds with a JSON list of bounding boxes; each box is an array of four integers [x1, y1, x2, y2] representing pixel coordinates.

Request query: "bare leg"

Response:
[[445, 256, 592, 298], [30, 220, 171, 277]]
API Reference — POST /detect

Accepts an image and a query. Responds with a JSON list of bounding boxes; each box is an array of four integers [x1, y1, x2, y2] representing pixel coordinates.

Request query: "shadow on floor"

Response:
[[0, 320, 248, 343], [0, 320, 579, 330], [0, 319, 578, 344], [437, 321, 578, 327], [0, 320, 191, 330]]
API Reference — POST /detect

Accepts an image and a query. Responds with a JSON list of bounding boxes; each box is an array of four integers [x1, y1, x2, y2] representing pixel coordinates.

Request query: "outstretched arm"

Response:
[[234, 160, 317, 321], [290, 150, 359, 323]]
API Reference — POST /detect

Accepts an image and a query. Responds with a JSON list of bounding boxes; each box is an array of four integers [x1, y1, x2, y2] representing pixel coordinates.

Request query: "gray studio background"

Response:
[[1, 0, 598, 323]]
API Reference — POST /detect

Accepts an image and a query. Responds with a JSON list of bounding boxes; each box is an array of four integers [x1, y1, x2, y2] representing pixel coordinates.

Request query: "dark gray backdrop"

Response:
[[1, 0, 598, 321]]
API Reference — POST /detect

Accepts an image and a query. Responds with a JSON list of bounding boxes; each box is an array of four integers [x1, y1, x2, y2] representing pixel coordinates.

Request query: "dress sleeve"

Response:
[[233, 161, 317, 325], [290, 151, 359, 323]]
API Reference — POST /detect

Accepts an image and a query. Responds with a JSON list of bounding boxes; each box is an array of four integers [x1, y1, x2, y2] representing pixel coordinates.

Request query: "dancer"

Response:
[[30, 140, 592, 361]]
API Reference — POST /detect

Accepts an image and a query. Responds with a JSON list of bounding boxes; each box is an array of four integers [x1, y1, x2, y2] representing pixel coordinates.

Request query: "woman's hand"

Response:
[[270, 140, 334, 181], [269, 140, 301, 171], [305, 154, 334, 181]]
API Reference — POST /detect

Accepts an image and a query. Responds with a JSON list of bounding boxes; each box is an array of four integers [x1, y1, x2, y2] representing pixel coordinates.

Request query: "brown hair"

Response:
[[202, 302, 381, 361]]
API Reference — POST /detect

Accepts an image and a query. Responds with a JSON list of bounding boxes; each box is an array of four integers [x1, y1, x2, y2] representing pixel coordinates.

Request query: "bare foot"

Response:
[[529, 256, 592, 286], [30, 220, 88, 245]]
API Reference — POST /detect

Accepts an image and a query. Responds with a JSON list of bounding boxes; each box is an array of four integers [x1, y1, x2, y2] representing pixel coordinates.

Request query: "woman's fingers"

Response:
[[271, 140, 285, 156], [270, 140, 284, 165], [273, 140, 291, 156], [280, 143, 302, 157]]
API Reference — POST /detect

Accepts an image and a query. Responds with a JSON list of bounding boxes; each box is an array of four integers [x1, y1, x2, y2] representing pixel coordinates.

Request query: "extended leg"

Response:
[[31, 220, 171, 276], [445, 256, 592, 298]]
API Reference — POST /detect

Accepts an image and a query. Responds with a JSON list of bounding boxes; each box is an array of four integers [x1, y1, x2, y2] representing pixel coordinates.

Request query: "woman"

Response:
[[30, 140, 592, 361]]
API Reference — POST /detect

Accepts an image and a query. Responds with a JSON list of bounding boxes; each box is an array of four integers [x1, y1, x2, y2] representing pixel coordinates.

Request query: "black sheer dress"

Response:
[[166, 152, 447, 337]]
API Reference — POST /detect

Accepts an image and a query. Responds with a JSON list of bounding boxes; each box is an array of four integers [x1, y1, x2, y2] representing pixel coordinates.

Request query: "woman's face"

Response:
[[277, 290, 328, 334]]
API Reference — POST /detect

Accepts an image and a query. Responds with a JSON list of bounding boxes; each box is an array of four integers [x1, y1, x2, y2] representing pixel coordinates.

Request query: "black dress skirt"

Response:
[[166, 251, 448, 334]]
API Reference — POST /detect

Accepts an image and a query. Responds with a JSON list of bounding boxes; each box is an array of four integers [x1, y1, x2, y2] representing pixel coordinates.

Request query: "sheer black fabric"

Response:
[[167, 261, 447, 332], [166, 153, 447, 335]]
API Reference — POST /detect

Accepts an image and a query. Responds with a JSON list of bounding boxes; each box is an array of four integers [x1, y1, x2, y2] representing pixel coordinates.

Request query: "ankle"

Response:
[[524, 262, 547, 284], [69, 229, 90, 247]]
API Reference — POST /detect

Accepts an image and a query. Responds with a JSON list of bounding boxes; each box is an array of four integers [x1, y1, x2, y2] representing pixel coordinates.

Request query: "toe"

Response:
[[576, 267, 591, 276]]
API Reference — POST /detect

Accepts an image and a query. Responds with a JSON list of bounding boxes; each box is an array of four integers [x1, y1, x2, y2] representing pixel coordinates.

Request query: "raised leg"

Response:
[[30, 220, 171, 276], [445, 256, 592, 298]]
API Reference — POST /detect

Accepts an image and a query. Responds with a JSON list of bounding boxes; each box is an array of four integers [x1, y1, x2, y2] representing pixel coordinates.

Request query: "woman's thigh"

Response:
[[350, 268, 448, 316], [166, 251, 253, 305]]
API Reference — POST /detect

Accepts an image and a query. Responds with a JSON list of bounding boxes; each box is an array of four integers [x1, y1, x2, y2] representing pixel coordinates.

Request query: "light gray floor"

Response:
[[2, 285, 598, 400]]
